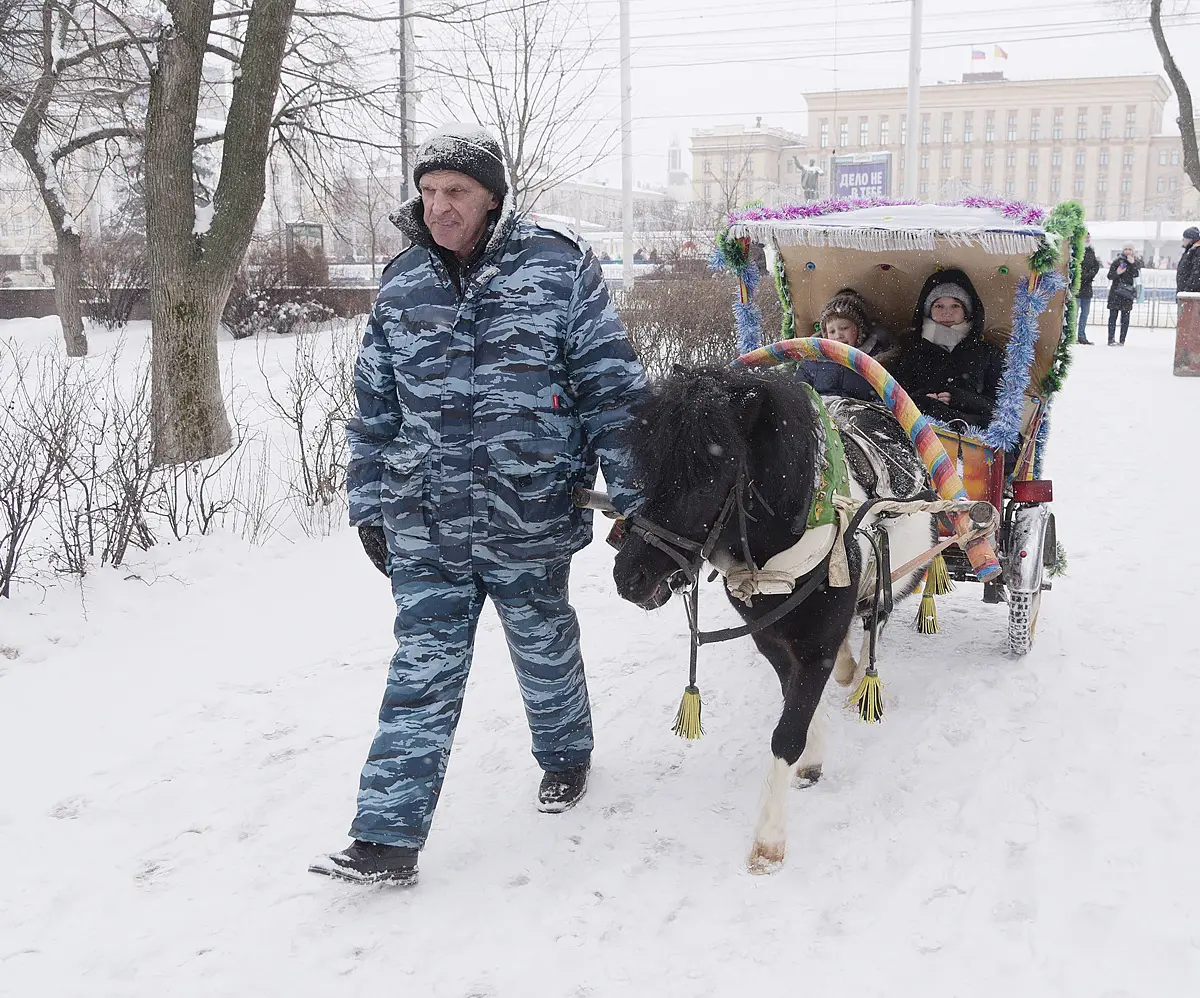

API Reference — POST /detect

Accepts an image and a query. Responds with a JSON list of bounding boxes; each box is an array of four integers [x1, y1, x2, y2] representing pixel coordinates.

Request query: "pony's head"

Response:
[[613, 366, 818, 608]]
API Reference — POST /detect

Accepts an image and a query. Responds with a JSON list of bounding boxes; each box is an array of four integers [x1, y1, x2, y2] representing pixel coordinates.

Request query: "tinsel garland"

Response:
[[727, 194, 1047, 227], [1038, 201, 1086, 396], [711, 229, 764, 354], [979, 270, 1067, 450], [773, 247, 796, 340]]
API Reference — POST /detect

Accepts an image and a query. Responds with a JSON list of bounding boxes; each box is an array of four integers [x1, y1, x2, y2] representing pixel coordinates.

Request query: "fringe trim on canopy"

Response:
[[727, 223, 1041, 257]]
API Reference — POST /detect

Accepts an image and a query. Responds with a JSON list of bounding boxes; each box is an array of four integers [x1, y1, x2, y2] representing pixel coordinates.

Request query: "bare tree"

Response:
[[318, 152, 404, 281], [1, 0, 148, 356], [430, 0, 613, 212], [1149, 0, 1200, 196]]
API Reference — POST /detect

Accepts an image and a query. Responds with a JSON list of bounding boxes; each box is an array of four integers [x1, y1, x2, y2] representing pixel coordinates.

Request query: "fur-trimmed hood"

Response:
[[388, 190, 520, 271]]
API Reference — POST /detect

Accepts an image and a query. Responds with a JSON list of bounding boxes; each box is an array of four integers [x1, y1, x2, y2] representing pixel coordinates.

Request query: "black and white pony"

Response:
[[613, 366, 936, 872]]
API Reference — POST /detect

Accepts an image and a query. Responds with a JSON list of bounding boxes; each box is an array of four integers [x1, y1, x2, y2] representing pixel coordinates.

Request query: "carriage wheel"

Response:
[[1007, 588, 1041, 656]]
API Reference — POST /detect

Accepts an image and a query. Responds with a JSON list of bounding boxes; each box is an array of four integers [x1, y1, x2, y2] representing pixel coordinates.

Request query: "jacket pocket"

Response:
[[485, 436, 575, 540], [381, 434, 432, 500]]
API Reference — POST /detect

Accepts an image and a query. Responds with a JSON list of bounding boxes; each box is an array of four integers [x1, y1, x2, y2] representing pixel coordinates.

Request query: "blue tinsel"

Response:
[[979, 271, 1067, 450], [734, 300, 763, 355]]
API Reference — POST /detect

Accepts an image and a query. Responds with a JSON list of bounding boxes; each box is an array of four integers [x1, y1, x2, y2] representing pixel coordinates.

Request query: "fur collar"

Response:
[[921, 317, 971, 351], [389, 189, 520, 268]]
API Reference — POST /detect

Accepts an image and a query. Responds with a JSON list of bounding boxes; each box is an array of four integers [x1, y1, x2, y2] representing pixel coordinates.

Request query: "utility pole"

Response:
[[904, 0, 922, 199], [620, 0, 634, 289]]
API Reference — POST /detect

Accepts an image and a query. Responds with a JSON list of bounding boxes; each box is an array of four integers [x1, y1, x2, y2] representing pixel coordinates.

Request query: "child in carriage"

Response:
[[798, 289, 892, 402]]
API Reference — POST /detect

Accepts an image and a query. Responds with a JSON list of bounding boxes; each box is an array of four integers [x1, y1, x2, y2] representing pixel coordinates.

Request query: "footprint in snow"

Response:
[[49, 796, 87, 820]]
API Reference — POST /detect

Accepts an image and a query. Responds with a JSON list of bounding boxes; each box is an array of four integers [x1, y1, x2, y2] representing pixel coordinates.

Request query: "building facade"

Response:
[[804, 73, 1197, 221], [690, 119, 808, 210]]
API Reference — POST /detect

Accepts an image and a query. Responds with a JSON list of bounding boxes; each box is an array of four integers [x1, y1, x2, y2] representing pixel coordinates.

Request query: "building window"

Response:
[[942, 112, 953, 144], [1075, 149, 1086, 169], [1097, 177, 1108, 193], [1158, 175, 1167, 193], [1074, 177, 1085, 196], [963, 114, 974, 143], [920, 151, 930, 170], [919, 180, 929, 196], [702, 158, 712, 175], [1122, 176, 1132, 194], [839, 119, 849, 148], [1052, 109, 1064, 141], [1029, 112, 1040, 141], [1119, 200, 1130, 218], [984, 149, 994, 168], [746, 157, 754, 175], [859, 117, 869, 147], [703, 182, 712, 202], [1123, 150, 1135, 168], [1007, 111, 1018, 142], [1050, 176, 1061, 196], [1095, 202, 1106, 219], [880, 117, 890, 145], [722, 157, 732, 174], [985, 113, 995, 143], [1005, 178, 1016, 195], [1101, 108, 1112, 139], [1076, 111, 1087, 141], [921, 114, 930, 144], [819, 121, 829, 148], [900, 116, 908, 146], [1170, 176, 1179, 191], [1172, 149, 1180, 165], [1159, 149, 1169, 166], [1099, 149, 1109, 168], [963, 150, 973, 169], [1125, 107, 1137, 139], [1005, 149, 1016, 168], [1029, 150, 1039, 167], [1028, 178, 1038, 198], [941, 150, 951, 170], [1052, 149, 1063, 168]]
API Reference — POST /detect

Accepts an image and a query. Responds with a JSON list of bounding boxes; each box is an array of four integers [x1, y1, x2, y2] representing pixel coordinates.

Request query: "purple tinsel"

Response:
[[727, 195, 1047, 229]]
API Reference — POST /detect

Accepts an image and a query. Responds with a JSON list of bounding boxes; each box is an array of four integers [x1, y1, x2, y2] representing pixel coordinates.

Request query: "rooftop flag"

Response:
[[994, 45, 1009, 59], [971, 47, 986, 60]]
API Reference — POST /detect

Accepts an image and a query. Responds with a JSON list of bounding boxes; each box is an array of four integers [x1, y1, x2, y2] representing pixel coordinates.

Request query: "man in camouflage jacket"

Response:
[[310, 125, 647, 886]]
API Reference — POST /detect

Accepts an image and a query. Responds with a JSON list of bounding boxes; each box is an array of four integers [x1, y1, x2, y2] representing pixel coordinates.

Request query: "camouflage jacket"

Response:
[[346, 196, 647, 570]]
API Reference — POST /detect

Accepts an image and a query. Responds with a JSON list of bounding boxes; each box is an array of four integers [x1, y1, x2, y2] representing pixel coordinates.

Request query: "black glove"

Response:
[[358, 524, 390, 577]]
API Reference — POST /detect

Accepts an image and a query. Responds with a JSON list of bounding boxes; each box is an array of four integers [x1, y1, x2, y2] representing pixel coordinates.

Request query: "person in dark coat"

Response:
[[797, 289, 891, 402], [1077, 232, 1100, 345], [1106, 245, 1142, 346], [1178, 226, 1200, 294], [884, 268, 1004, 428]]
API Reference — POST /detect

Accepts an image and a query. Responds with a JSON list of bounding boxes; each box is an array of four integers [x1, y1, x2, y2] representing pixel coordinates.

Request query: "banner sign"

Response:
[[832, 154, 892, 199]]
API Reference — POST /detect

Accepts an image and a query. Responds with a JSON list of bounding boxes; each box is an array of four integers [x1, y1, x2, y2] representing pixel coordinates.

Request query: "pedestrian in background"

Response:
[[1178, 226, 1200, 295], [1106, 245, 1141, 346], [1077, 232, 1100, 345]]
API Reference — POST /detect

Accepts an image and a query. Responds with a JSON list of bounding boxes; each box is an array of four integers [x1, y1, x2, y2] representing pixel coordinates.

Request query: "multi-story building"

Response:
[[804, 73, 1196, 221], [690, 119, 808, 210]]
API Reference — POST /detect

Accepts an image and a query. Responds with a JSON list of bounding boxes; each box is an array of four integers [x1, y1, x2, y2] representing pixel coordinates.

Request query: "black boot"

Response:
[[309, 840, 419, 885], [537, 762, 590, 813]]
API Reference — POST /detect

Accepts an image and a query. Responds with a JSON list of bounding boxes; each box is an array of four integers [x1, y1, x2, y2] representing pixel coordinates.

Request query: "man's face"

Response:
[[420, 171, 499, 258], [931, 296, 967, 327]]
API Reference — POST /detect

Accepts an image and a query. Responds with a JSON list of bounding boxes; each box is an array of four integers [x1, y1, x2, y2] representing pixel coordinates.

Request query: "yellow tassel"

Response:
[[929, 553, 954, 595], [915, 591, 940, 633], [671, 685, 704, 739], [847, 667, 884, 723]]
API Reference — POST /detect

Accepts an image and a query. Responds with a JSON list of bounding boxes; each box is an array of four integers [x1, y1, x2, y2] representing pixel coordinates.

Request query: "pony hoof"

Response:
[[748, 841, 785, 875], [792, 765, 822, 788]]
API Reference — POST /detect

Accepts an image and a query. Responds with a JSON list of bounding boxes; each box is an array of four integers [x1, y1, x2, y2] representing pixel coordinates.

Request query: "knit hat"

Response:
[[820, 290, 869, 335], [413, 124, 508, 200], [1184, 226, 1200, 243], [922, 281, 974, 319]]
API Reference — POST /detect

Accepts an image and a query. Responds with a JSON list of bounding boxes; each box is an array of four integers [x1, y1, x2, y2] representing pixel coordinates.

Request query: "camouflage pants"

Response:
[[350, 557, 592, 849]]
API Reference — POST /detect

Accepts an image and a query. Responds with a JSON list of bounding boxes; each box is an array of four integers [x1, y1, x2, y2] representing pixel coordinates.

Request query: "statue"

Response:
[[796, 157, 823, 201]]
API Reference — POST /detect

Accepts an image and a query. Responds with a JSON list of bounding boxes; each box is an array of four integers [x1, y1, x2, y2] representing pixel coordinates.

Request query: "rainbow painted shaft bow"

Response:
[[732, 337, 1003, 582]]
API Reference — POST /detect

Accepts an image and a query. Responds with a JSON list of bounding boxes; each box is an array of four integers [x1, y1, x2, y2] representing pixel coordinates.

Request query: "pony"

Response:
[[612, 366, 936, 873]]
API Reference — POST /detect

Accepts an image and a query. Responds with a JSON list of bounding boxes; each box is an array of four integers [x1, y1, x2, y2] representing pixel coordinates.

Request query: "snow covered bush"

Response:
[[81, 231, 148, 331]]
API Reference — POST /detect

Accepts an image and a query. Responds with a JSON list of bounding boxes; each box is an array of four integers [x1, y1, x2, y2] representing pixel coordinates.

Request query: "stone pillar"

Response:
[[1176, 292, 1200, 377]]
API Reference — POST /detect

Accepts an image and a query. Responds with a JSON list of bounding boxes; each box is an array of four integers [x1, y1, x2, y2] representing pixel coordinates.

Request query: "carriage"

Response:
[[717, 197, 1084, 655]]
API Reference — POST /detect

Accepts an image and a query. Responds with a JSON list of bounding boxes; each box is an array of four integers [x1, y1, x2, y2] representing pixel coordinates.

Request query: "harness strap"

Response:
[[695, 557, 833, 646]]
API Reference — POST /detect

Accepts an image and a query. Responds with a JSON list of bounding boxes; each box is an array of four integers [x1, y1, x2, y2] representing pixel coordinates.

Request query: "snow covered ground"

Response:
[[2, 320, 1198, 996]]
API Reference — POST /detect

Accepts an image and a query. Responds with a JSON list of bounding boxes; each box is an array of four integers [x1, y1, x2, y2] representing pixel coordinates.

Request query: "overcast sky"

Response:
[[405, 0, 1200, 189]]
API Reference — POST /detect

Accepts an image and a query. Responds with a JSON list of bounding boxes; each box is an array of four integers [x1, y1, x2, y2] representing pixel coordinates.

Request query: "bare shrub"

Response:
[[81, 230, 148, 330], [224, 239, 338, 339], [260, 323, 358, 536], [0, 341, 89, 597]]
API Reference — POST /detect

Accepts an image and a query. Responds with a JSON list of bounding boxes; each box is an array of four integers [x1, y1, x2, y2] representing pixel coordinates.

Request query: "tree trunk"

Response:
[[148, 272, 233, 464], [51, 229, 88, 358], [1150, 0, 1200, 196]]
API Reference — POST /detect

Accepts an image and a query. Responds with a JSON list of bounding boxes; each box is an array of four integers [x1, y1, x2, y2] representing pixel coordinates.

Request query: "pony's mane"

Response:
[[626, 367, 819, 506]]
